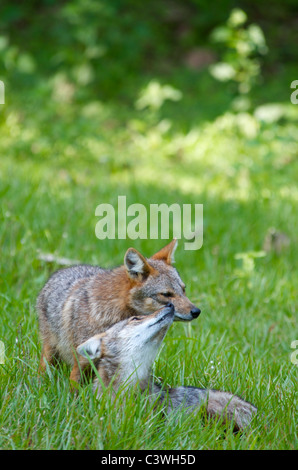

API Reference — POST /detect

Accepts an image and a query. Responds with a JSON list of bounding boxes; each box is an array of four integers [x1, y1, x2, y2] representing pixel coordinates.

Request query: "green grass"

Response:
[[0, 60, 297, 449]]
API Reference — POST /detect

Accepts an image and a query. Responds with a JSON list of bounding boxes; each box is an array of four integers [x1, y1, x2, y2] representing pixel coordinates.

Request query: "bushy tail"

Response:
[[151, 384, 257, 431], [206, 390, 257, 431]]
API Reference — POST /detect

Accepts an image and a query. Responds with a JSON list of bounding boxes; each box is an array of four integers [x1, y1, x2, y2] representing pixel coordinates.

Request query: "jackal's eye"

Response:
[[131, 316, 142, 321], [161, 292, 174, 298]]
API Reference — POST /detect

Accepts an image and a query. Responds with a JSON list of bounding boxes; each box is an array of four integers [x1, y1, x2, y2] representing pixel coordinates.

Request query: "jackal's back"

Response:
[[37, 264, 105, 361], [37, 265, 103, 324]]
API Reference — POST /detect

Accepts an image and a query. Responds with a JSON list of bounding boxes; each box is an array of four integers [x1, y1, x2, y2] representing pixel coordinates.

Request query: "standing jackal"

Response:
[[37, 240, 201, 382], [77, 304, 257, 432]]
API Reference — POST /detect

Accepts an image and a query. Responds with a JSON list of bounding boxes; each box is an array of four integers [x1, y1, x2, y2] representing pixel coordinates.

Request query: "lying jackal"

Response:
[[77, 304, 257, 431], [37, 240, 201, 382]]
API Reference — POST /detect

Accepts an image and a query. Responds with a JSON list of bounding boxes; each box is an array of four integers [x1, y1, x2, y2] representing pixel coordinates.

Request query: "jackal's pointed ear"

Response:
[[151, 239, 178, 264], [77, 335, 103, 360], [124, 248, 151, 280]]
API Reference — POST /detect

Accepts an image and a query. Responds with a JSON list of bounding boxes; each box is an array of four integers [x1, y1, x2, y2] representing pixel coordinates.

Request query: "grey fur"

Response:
[[150, 384, 257, 431], [37, 264, 103, 329]]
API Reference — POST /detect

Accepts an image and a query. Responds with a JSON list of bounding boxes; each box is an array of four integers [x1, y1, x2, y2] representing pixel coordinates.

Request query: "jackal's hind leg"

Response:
[[39, 341, 56, 374]]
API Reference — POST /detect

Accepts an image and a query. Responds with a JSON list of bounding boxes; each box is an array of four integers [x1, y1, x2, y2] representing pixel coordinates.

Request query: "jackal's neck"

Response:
[[93, 358, 153, 398], [92, 266, 139, 319]]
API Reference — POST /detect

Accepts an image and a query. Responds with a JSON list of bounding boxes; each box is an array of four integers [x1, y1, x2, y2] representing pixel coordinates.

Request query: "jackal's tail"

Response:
[[206, 390, 257, 431]]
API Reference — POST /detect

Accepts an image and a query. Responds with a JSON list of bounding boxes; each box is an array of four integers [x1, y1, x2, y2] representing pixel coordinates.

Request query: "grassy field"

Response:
[[0, 51, 297, 449]]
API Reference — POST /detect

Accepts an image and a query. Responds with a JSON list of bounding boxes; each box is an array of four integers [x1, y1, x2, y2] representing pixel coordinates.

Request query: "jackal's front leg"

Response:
[[69, 354, 91, 386]]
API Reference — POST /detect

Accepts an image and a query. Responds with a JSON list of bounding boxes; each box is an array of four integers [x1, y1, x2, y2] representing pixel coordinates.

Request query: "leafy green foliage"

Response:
[[209, 8, 268, 103]]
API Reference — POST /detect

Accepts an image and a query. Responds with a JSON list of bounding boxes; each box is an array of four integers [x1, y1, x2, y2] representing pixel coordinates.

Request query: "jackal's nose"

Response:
[[191, 307, 201, 318]]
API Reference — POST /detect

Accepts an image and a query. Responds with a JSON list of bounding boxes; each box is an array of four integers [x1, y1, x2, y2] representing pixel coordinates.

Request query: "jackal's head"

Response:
[[123, 239, 201, 322], [77, 304, 175, 393]]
